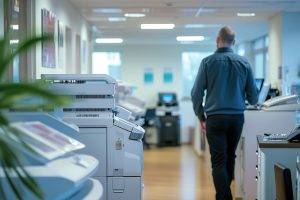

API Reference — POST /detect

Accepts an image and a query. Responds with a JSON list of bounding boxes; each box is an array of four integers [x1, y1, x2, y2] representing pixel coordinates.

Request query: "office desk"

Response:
[[235, 110, 296, 199], [257, 136, 300, 200]]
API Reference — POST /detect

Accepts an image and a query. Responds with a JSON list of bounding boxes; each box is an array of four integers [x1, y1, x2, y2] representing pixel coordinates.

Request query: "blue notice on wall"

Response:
[[163, 69, 173, 83], [144, 69, 154, 84]]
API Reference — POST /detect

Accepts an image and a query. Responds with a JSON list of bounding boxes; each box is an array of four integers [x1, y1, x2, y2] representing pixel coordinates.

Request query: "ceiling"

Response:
[[68, 0, 300, 45]]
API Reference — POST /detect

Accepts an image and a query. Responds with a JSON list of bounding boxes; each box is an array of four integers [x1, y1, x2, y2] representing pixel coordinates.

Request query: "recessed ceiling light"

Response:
[[93, 8, 122, 13], [185, 24, 221, 29], [95, 38, 123, 44], [108, 17, 126, 22], [176, 36, 205, 42], [237, 13, 255, 17], [124, 13, 146, 18], [141, 24, 175, 30]]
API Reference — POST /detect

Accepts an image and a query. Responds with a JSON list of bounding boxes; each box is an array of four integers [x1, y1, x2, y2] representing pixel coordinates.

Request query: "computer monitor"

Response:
[[158, 93, 177, 106], [257, 84, 270, 105], [255, 78, 264, 92], [274, 163, 294, 200]]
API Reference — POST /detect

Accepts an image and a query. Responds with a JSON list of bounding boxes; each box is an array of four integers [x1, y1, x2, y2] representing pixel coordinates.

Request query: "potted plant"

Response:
[[0, 35, 68, 199]]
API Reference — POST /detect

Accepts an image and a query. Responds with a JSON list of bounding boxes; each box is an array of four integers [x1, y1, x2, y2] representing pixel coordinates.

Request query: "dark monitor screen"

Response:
[[159, 93, 177, 104], [255, 79, 264, 92]]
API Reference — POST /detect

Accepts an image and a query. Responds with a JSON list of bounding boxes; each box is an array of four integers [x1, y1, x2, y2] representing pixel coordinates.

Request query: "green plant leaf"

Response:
[[0, 178, 7, 200], [0, 35, 52, 79], [0, 114, 9, 125], [5, 126, 38, 155], [0, 33, 65, 199], [1, 163, 22, 200], [0, 82, 70, 108], [0, 147, 8, 200], [0, 132, 43, 199], [15, 168, 43, 199]]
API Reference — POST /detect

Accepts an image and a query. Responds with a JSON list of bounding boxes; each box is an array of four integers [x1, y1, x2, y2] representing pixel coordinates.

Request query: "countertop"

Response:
[[257, 135, 300, 148]]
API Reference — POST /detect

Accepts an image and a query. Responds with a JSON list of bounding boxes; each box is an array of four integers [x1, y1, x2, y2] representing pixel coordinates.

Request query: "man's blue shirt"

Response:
[[191, 47, 259, 121]]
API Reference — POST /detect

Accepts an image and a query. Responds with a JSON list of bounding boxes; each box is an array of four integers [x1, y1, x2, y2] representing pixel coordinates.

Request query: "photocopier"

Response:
[[1, 114, 103, 200], [42, 74, 145, 200], [116, 81, 146, 126]]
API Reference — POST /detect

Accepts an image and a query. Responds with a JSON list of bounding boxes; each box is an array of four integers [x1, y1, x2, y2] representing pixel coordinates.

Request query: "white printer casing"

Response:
[[42, 74, 144, 200], [1, 115, 103, 200]]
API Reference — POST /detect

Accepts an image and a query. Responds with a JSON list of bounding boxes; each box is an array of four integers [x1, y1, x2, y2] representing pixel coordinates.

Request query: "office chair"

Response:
[[274, 163, 294, 200]]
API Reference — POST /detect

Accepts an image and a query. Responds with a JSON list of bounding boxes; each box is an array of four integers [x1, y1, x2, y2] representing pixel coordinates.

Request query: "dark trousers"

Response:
[[206, 114, 244, 200]]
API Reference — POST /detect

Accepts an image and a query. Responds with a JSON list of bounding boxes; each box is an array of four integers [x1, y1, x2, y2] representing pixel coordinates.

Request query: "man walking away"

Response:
[[191, 26, 259, 200]]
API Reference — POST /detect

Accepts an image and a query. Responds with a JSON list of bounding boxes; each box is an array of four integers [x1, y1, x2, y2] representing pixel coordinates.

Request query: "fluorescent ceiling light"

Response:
[[237, 13, 255, 17], [185, 24, 221, 29], [141, 24, 175, 30], [176, 36, 205, 42], [93, 8, 122, 13], [124, 13, 146, 18], [108, 17, 126, 22], [95, 38, 123, 44]]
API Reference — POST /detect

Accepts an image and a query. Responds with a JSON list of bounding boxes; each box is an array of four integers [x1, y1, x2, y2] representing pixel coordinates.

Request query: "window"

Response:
[[252, 36, 269, 79], [254, 53, 264, 78], [181, 52, 213, 98], [236, 44, 246, 56], [92, 52, 121, 80], [4, 0, 28, 82]]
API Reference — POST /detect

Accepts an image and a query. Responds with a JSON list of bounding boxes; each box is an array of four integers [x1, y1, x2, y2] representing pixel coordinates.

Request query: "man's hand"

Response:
[[200, 121, 206, 132]]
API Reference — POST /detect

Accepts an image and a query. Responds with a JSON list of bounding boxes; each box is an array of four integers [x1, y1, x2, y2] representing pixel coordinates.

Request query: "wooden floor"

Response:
[[143, 145, 216, 200]]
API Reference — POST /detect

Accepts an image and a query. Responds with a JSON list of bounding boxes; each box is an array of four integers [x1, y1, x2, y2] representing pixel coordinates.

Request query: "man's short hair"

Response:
[[218, 26, 235, 44]]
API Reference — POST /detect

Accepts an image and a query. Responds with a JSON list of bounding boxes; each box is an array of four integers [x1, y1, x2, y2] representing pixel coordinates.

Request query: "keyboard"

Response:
[[265, 133, 288, 141]]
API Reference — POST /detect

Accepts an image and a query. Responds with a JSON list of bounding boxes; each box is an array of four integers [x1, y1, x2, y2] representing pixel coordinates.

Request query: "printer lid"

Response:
[[42, 74, 117, 84], [9, 121, 85, 162], [7, 112, 80, 139], [42, 74, 116, 96], [113, 116, 145, 134]]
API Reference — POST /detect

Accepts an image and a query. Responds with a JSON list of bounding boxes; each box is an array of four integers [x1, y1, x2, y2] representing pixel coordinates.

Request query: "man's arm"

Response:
[[245, 64, 259, 105], [191, 60, 207, 121]]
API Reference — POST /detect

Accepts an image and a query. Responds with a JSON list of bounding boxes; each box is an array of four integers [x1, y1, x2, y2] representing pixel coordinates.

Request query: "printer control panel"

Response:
[[264, 125, 300, 142]]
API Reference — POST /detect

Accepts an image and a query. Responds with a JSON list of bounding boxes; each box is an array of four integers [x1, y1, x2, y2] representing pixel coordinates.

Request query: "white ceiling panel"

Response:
[[68, 0, 300, 45]]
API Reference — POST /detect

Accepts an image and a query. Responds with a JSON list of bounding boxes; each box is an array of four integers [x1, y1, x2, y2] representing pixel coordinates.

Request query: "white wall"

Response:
[[34, 0, 91, 78], [268, 13, 282, 89], [95, 44, 215, 107], [0, 0, 4, 37], [268, 12, 300, 94], [95, 44, 215, 143], [281, 12, 300, 94]]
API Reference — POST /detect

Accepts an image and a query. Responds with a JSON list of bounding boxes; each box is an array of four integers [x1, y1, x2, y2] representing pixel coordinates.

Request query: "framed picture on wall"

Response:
[[163, 68, 173, 83], [144, 68, 154, 84], [41, 8, 56, 68]]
